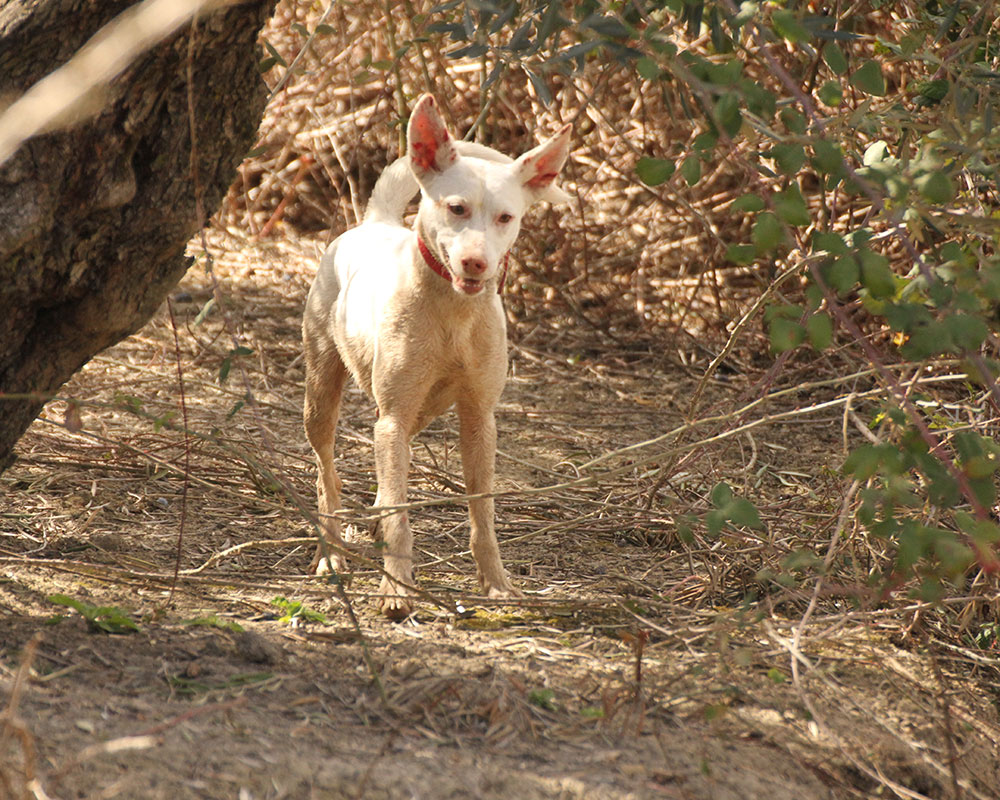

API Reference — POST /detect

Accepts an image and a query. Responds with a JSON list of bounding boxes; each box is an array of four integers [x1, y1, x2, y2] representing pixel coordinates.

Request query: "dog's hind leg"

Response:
[[304, 341, 350, 575]]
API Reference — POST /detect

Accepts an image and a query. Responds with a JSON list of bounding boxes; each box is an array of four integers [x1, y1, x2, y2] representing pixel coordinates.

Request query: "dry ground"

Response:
[[2, 229, 999, 799]]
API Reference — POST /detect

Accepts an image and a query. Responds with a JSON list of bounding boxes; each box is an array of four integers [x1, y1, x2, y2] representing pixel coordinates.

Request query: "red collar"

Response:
[[417, 236, 508, 294], [417, 236, 451, 283]]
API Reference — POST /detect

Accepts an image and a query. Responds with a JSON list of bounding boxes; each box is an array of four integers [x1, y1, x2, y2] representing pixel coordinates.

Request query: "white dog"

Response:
[[302, 94, 572, 618]]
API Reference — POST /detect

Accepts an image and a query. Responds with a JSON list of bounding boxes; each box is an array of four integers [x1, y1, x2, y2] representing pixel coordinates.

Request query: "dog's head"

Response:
[[407, 94, 572, 296]]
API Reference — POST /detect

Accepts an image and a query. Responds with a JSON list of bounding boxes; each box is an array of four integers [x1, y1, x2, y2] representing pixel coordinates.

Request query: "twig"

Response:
[[1, 634, 42, 799], [687, 257, 805, 416], [164, 298, 191, 606]]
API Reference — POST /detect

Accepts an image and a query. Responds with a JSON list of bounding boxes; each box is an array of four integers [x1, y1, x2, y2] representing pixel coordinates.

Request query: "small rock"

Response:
[[234, 631, 280, 665]]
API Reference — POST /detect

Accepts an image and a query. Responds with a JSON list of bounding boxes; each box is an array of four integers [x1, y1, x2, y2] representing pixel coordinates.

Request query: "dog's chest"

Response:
[[413, 302, 508, 403]]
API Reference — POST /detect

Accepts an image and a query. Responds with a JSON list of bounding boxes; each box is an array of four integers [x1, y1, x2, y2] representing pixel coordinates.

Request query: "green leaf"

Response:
[[48, 595, 139, 634], [769, 317, 805, 353], [708, 6, 731, 54], [812, 231, 847, 255], [912, 78, 949, 106], [915, 452, 960, 507], [843, 444, 886, 480], [227, 397, 246, 419], [806, 312, 833, 350], [705, 509, 726, 537], [767, 668, 787, 684], [812, 139, 844, 174], [262, 40, 288, 68], [901, 321, 949, 359], [731, 194, 765, 213], [193, 298, 215, 326], [826, 254, 860, 292], [822, 43, 848, 75], [916, 170, 956, 203], [529, 688, 557, 710], [859, 250, 895, 298], [731, 1, 758, 28], [728, 498, 763, 529], [779, 108, 807, 134], [714, 92, 742, 137], [764, 303, 803, 323], [965, 455, 1000, 481], [863, 140, 890, 166], [850, 60, 886, 96], [741, 82, 777, 117], [448, 42, 488, 59], [183, 616, 245, 633], [636, 157, 675, 186], [774, 185, 810, 226], [525, 69, 553, 106], [636, 57, 661, 80], [271, 596, 327, 625], [680, 156, 701, 185], [579, 13, 631, 39], [693, 130, 718, 151], [943, 313, 988, 352], [818, 79, 843, 107], [769, 143, 806, 175], [725, 244, 757, 265], [772, 9, 809, 42], [710, 482, 734, 507], [805, 283, 824, 311], [706, 59, 743, 86], [956, 513, 1000, 546], [752, 212, 784, 252], [219, 346, 254, 384]]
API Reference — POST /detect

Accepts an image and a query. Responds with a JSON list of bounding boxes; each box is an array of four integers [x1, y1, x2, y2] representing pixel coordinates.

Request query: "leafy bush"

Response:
[[411, 0, 1000, 594]]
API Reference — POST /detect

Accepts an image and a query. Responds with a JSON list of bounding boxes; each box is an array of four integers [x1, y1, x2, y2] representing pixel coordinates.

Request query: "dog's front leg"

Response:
[[458, 402, 519, 599], [373, 412, 418, 619]]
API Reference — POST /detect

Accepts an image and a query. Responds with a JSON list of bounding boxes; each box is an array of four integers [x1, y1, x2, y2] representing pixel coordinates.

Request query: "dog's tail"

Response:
[[364, 157, 418, 226]]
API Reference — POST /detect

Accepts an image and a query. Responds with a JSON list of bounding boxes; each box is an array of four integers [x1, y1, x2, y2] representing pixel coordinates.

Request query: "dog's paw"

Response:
[[342, 524, 362, 544], [310, 549, 347, 577], [377, 575, 416, 621], [483, 578, 524, 601]]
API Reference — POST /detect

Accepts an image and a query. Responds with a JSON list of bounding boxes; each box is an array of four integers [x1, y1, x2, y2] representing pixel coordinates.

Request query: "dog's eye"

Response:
[[497, 212, 514, 224], [448, 203, 467, 216]]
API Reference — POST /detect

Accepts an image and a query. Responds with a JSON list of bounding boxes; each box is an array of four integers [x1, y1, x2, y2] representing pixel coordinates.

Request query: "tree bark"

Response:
[[0, 0, 276, 472]]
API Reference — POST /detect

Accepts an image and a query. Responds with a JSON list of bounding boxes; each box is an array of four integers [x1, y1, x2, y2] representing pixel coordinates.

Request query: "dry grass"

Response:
[[2, 1, 1000, 798]]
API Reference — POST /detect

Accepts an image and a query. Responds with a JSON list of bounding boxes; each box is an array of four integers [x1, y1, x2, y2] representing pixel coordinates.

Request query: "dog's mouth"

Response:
[[453, 276, 485, 295], [433, 244, 488, 295]]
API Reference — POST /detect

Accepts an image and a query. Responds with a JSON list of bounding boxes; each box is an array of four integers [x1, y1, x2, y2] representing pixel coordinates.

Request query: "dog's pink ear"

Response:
[[408, 95, 457, 177], [516, 123, 572, 204]]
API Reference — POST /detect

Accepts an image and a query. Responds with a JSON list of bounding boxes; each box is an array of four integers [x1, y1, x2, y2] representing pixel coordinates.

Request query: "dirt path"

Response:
[[2, 233, 998, 799]]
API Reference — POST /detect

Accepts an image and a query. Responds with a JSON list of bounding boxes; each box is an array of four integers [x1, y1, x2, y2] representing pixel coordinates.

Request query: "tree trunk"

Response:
[[0, 0, 276, 472]]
